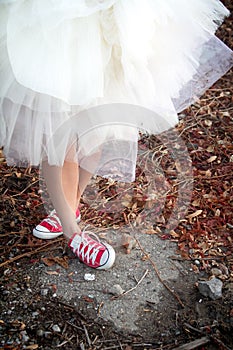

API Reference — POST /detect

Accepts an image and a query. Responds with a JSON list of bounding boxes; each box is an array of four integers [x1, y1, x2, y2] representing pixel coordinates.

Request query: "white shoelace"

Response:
[[44, 211, 61, 229], [72, 230, 103, 265]]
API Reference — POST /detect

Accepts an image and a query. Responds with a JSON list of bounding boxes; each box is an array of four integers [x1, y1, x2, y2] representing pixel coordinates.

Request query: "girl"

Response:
[[1, 0, 232, 270]]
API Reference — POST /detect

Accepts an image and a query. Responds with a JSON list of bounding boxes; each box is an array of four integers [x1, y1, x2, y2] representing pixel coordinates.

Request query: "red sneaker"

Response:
[[68, 231, 115, 270], [33, 209, 81, 239]]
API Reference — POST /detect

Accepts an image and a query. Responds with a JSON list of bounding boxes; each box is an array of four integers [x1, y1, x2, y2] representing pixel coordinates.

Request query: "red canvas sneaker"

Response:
[[68, 231, 115, 270], [33, 208, 81, 239]]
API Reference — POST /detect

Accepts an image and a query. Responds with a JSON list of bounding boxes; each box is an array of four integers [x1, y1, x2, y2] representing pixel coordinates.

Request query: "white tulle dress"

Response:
[[0, 0, 232, 181]]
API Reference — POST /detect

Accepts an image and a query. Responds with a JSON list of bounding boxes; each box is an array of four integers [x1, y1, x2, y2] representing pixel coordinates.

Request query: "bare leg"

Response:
[[42, 161, 80, 239], [76, 167, 93, 206], [62, 161, 79, 213]]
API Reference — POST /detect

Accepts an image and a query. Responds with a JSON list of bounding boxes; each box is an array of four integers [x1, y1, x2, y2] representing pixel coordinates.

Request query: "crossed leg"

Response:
[[42, 160, 92, 240]]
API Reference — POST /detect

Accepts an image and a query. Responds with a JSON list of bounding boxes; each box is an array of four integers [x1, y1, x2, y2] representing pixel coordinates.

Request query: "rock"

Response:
[[52, 324, 61, 333], [109, 284, 125, 296], [37, 329, 44, 337], [20, 330, 29, 343], [84, 273, 95, 281], [198, 277, 223, 300], [41, 289, 49, 296], [211, 268, 222, 277], [44, 331, 52, 339], [121, 233, 137, 254], [194, 260, 201, 266]]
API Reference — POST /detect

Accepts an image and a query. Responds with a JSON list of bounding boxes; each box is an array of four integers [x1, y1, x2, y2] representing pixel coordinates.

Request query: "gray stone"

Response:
[[109, 284, 125, 296], [41, 289, 49, 296], [52, 324, 61, 333], [211, 268, 222, 277], [198, 277, 223, 300], [37, 329, 44, 337], [20, 331, 29, 343], [44, 331, 52, 339]]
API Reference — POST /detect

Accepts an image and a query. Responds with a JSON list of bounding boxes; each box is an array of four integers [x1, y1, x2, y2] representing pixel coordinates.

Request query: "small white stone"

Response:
[[52, 324, 61, 333], [194, 260, 200, 266], [84, 273, 95, 281]]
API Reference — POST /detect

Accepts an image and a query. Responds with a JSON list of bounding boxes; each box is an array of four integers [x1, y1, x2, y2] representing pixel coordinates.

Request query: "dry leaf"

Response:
[[207, 155, 217, 163], [45, 270, 59, 275], [206, 145, 215, 152], [205, 169, 212, 177], [53, 256, 69, 269], [204, 119, 213, 127], [41, 256, 69, 269], [187, 210, 203, 220], [41, 257, 55, 267], [192, 199, 201, 207], [170, 230, 180, 238]]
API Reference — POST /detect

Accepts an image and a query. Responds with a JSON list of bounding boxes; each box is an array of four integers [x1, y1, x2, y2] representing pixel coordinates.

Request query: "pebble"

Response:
[[44, 331, 52, 339], [109, 284, 125, 296], [2, 290, 10, 296], [84, 273, 95, 281], [198, 277, 223, 300], [32, 311, 39, 318], [37, 329, 44, 337], [41, 289, 49, 296], [20, 330, 29, 343], [211, 268, 222, 277], [52, 324, 61, 333]]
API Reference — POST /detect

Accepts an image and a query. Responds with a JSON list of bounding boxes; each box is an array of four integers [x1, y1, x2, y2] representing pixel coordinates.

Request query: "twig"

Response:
[[184, 323, 203, 334], [11, 180, 39, 197], [57, 335, 75, 348], [56, 301, 86, 321], [211, 336, 232, 350], [173, 337, 210, 350], [136, 238, 185, 308], [184, 322, 232, 350], [0, 237, 63, 267], [81, 321, 92, 347], [66, 321, 83, 331], [111, 269, 149, 300]]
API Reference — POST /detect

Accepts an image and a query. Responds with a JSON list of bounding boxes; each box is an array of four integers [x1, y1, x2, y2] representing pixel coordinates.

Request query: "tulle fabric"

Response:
[[0, 0, 232, 180]]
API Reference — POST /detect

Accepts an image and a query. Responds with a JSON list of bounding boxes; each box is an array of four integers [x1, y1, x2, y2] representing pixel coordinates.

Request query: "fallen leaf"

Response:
[[41, 256, 69, 269], [169, 230, 180, 238], [187, 210, 203, 220], [207, 155, 217, 163], [204, 119, 213, 127], [41, 257, 55, 267], [45, 270, 59, 275]]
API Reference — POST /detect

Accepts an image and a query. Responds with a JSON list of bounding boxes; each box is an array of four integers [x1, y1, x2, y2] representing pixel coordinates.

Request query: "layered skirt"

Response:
[[0, 0, 232, 181]]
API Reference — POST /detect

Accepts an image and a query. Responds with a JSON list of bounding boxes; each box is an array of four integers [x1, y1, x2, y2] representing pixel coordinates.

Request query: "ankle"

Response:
[[63, 226, 81, 240]]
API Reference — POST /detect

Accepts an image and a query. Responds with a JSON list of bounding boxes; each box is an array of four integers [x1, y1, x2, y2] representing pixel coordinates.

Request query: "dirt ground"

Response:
[[0, 1, 233, 349], [0, 248, 232, 350]]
